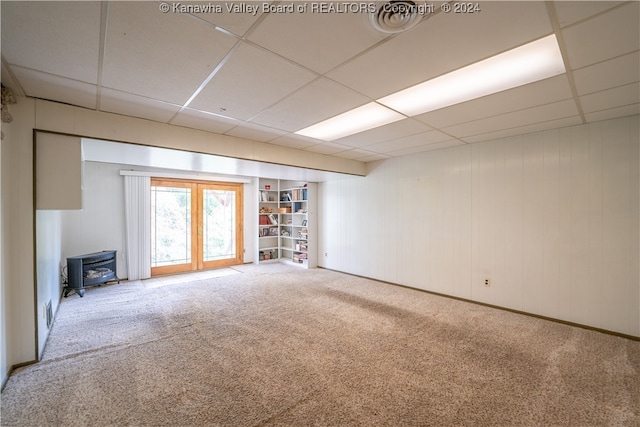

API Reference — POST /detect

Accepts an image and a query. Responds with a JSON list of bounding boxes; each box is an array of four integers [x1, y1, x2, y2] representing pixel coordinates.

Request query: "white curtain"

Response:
[[124, 175, 151, 280]]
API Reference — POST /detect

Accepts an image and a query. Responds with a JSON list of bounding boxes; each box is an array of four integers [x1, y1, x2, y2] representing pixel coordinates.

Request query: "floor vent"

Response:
[[46, 300, 53, 329]]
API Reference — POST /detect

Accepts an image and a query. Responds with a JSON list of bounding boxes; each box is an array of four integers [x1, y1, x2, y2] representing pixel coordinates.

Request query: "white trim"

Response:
[[119, 170, 251, 184]]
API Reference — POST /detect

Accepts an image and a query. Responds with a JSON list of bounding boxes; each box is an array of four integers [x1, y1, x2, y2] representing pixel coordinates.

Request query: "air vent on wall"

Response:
[[370, 1, 422, 34]]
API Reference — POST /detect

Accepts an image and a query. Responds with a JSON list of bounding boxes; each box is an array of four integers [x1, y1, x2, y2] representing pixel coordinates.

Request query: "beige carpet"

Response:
[[1, 264, 638, 426]]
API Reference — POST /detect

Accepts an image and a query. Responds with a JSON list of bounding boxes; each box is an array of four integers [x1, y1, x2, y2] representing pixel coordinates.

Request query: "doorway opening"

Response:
[[150, 178, 244, 276]]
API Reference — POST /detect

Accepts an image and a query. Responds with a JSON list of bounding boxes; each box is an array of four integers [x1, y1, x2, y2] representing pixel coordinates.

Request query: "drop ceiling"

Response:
[[2, 1, 638, 163]]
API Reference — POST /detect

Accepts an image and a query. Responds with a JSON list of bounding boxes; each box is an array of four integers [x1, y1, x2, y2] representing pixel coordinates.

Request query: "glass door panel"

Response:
[[151, 180, 197, 275], [199, 183, 243, 269], [151, 179, 243, 276], [202, 189, 236, 262]]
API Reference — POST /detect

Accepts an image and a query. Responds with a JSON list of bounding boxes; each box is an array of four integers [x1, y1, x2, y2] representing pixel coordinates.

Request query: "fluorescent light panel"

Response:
[[379, 35, 566, 116], [295, 35, 565, 141], [295, 102, 405, 141]]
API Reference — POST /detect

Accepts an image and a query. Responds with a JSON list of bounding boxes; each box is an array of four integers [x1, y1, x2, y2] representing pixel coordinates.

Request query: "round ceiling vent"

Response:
[[370, 1, 422, 34]]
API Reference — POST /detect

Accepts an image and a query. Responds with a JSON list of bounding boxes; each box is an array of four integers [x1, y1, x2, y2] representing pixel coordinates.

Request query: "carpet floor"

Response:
[[1, 264, 639, 426]]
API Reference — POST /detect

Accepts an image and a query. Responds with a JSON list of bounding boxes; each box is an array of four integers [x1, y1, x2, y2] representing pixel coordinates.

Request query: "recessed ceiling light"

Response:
[[378, 34, 566, 116], [295, 35, 565, 142], [295, 102, 405, 141]]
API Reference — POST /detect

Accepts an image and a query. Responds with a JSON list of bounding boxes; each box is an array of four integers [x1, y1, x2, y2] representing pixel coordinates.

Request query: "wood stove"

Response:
[[64, 250, 119, 297]]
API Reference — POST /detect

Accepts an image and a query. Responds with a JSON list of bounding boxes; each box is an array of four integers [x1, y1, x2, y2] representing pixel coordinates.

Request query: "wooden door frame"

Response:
[[150, 178, 243, 276], [197, 181, 244, 270]]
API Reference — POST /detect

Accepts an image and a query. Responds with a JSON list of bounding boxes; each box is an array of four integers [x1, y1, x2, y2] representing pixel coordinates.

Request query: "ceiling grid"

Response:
[[1, 0, 637, 162]]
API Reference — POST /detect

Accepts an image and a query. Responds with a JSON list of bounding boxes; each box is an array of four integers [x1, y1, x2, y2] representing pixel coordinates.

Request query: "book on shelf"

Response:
[[259, 215, 270, 225], [293, 253, 307, 263], [268, 214, 278, 225], [280, 192, 292, 202], [290, 188, 308, 201]]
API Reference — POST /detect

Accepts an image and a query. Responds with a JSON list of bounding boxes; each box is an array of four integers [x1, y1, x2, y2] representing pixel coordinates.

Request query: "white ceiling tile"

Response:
[[327, 1, 552, 99], [186, 2, 264, 37], [358, 153, 391, 162], [1, 62, 22, 97], [562, 2, 640, 69], [100, 89, 181, 123], [1, 1, 101, 83], [250, 78, 370, 131], [189, 42, 317, 120], [267, 135, 318, 150], [171, 108, 239, 134], [463, 117, 583, 143], [362, 130, 455, 153], [580, 83, 640, 114], [444, 99, 580, 138], [385, 140, 466, 157], [584, 103, 640, 123], [225, 123, 287, 142], [334, 118, 432, 148], [247, 7, 387, 74], [304, 142, 351, 155], [415, 75, 573, 129], [573, 51, 640, 96], [553, 1, 623, 28], [11, 66, 97, 109], [331, 149, 379, 160], [102, 2, 238, 105]]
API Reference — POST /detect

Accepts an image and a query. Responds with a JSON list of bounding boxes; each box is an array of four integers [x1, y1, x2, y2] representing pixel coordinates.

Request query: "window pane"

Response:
[[202, 189, 236, 262], [151, 186, 191, 267]]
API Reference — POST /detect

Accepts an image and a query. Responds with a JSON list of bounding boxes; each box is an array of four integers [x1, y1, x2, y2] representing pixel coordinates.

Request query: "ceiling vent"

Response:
[[370, 1, 422, 34]]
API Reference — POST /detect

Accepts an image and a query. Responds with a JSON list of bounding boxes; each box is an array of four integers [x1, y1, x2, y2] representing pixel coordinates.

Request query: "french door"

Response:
[[150, 178, 243, 276]]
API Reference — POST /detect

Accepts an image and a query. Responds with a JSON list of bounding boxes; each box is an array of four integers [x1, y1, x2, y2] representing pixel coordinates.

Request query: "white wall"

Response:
[[319, 116, 640, 337], [1, 97, 37, 386], [35, 210, 62, 358], [35, 133, 83, 210], [60, 161, 127, 279], [33, 131, 84, 360]]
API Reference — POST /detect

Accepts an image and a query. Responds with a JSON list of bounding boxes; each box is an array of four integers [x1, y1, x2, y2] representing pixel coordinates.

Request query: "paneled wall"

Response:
[[318, 116, 639, 337], [1, 97, 37, 385]]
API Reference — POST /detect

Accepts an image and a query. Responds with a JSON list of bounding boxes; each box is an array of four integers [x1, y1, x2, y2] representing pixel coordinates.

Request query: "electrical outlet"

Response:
[[484, 278, 491, 287], [324, 252, 328, 257]]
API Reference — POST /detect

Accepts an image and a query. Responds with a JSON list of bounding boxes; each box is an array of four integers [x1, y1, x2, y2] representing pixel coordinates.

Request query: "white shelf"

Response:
[[256, 179, 316, 268]]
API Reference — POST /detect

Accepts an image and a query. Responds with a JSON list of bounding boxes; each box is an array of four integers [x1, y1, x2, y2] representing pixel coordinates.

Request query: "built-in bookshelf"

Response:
[[258, 179, 280, 262], [256, 179, 316, 268]]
